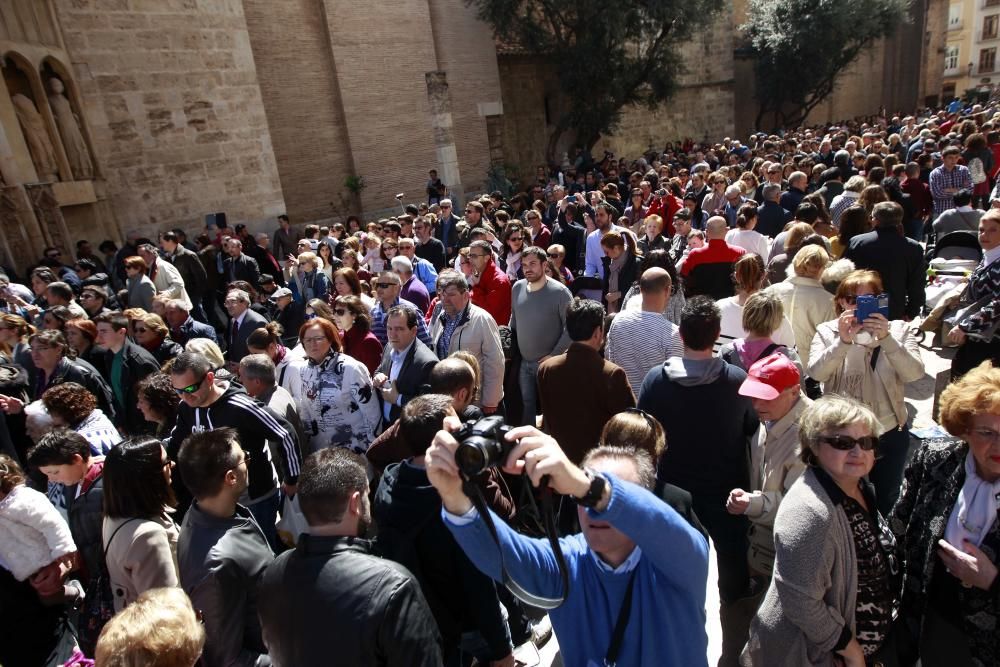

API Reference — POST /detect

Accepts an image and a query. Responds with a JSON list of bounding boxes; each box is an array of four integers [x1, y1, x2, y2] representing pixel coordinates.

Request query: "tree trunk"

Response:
[[545, 115, 574, 166]]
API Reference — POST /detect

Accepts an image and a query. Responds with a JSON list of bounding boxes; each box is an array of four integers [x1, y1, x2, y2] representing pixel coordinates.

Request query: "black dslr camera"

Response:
[[453, 416, 515, 477]]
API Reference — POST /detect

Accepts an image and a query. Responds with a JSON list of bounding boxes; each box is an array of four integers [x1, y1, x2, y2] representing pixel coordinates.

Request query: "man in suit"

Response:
[[844, 200, 926, 321], [160, 231, 209, 322], [222, 238, 262, 291], [223, 288, 268, 367], [373, 306, 438, 427], [94, 311, 160, 436], [165, 299, 217, 346]]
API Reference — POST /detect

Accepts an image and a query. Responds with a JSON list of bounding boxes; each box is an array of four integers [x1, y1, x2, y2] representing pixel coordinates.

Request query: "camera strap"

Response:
[[461, 475, 570, 610]]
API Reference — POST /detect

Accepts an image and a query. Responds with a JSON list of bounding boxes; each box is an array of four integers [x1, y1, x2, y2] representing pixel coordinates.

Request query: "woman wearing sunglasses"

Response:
[[888, 362, 1000, 665], [332, 295, 382, 376], [807, 269, 924, 517], [744, 396, 900, 667]]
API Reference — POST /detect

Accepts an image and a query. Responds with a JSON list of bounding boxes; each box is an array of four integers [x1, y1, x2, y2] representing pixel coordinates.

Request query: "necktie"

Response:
[[231, 318, 239, 346]]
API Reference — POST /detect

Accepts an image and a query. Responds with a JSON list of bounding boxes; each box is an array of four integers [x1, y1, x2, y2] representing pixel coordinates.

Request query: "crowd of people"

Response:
[[3, 98, 1000, 667]]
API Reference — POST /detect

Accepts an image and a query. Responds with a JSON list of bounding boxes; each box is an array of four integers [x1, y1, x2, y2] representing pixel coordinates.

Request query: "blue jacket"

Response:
[[445, 474, 709, 667]]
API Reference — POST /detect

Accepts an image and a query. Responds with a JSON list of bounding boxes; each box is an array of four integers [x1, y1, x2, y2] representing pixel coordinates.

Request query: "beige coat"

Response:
[[103, 513, 179, 612], [768, 277, 836, 365], [808, 319, 924, 435], [429, 302, 505, 408], [745, 395, 811, 573]]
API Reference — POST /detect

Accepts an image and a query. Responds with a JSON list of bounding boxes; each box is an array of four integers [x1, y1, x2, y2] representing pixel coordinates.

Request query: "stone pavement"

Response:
[[532, 329, 956, 666]]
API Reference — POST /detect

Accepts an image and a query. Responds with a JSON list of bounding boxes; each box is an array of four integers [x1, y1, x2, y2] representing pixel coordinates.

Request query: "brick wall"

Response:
[[54, 0, 286, 239]]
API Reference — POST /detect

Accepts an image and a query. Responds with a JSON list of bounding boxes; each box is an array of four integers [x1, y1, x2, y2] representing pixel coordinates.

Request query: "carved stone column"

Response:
[[25, 182, 71, 255], [425, 71, 464, 208]]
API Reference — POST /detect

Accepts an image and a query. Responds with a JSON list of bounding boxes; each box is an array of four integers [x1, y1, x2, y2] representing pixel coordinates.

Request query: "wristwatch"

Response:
[[575, 468, 608, 508]]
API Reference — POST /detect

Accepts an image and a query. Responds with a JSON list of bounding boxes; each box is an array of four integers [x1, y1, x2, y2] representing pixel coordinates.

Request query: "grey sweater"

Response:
[[509, 278, 572, 361]]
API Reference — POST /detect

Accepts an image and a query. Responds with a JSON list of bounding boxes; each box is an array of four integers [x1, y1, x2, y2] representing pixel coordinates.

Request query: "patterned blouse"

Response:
[[294, 350, 380, 455], [842, 496, 895, 656]]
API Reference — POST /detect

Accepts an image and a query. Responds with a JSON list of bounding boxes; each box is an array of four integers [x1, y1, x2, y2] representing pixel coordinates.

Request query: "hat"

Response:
[[269, 287, 293, 302], [673, 208, 692, 221], [738, 353, 800, 400]]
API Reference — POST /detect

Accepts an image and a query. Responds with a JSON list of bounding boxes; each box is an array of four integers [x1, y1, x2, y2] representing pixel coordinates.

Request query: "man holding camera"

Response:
[[425, 421, 709, 667]]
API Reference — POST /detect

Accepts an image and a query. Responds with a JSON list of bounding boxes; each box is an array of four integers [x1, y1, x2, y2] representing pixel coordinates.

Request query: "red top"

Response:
[[340, 326, 383, 376], [646, 195, 684, 236], [900, 176, 932, 219], [680, 239, 746, 276], [471, 258, 512, 325]]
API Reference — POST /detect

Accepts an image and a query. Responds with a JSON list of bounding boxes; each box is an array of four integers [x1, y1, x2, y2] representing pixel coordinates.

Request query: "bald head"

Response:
[[639, 267, 671, 294], [706, 217, 728, 239]]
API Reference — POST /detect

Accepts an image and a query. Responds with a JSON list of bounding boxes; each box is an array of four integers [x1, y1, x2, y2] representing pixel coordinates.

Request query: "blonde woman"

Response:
[[767, 244, 836, 367]]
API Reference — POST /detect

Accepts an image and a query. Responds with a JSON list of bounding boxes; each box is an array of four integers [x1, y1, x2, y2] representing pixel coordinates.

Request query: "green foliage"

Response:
[[742, 0, 911, 129], [468, 0, 721, 160], [344, 175, 366, 194]]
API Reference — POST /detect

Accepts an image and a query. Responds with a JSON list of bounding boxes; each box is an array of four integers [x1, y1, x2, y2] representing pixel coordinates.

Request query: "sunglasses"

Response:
[[134, 327, 148, 334], [173, 376, 206, 395], [509, 236, 524, 242], [375, 282, 396, 289], [547, 252, 561, 258], [818, 435, 878, 452], [333, 308, 348, 316]]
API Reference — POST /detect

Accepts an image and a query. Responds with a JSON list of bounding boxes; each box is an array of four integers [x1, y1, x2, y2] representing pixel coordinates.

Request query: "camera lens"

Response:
[[454, 439, 490, 477]]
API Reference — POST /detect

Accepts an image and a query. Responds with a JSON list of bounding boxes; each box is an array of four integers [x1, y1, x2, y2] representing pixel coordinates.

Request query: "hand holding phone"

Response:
[[854, 293, 889, 323]]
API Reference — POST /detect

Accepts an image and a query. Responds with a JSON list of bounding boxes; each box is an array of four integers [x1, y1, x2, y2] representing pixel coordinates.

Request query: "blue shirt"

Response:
[[371, 297, 432, 347], [445, 475, 709, 667]]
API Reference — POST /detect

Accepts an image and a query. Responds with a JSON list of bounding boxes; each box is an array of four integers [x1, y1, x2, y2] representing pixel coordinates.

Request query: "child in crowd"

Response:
[[0, 455, 77, 587]]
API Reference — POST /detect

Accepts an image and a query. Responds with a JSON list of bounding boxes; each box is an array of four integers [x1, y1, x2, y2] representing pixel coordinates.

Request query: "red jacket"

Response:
[[471, 258, 512, 325], [646, 195, 684, 236]]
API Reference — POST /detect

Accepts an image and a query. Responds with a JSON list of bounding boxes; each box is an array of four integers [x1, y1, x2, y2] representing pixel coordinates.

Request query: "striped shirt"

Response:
[[605, 310, 684, 395]]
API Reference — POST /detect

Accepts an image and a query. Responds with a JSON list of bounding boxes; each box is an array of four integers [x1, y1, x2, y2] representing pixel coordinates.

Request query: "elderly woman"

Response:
[[768, 244, 836, 367], [41, 381, 121, 455], [183, 337, 237, 385], [288, 318, 380, 454], [808, 269, 924, 515], [332, 295, 382, 376], [285, 251, 330, 304], [136, 372, 181, 438], [124, 256, 156, 311], [544, 244, 575, 284], [890, 362, 1000, 665], [134, 313, 182, 366], [744, 396, 899, 667], [949, 210, 1000, 378], [637, 214, 669, 255]]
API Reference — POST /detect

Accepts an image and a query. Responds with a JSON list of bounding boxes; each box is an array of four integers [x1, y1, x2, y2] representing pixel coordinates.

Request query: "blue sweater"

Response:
[[445, 474, 709, 667]]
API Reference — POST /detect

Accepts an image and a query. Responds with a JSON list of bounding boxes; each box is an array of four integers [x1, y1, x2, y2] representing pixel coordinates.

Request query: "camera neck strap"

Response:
[[604, 567, 638, 666], [461, 474, 570, 610]]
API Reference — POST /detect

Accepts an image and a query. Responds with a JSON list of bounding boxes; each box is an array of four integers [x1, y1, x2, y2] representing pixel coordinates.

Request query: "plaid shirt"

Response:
[[929, 164, 972, 219]]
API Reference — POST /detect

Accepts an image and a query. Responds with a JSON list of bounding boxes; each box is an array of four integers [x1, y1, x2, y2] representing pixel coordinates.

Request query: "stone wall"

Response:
[[53, 0, 286, 239], [498, 7, 736, 179]]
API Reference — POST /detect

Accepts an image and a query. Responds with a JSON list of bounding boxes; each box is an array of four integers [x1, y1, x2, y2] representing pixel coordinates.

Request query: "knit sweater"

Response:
[[445, 474, 709, 667], [509, 278, 572, 361]]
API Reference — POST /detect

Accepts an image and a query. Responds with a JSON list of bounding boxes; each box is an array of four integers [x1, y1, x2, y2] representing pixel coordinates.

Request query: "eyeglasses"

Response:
[[968, 428, 1000, 444], [375, 282, 396, 289], [465, 209, 474, 213], [547, 252, 561, 258], [818, 434, 878, 451], [134, 327, 148, 334], [302, 336, 328, 344], [509, 236, 524, 242], [468, 253, 487, 259], [333, 308, 348, 316], [173, 376, 206, 395]]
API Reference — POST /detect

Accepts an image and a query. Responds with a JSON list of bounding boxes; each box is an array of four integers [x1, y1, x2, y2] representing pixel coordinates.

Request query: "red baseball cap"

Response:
[[739, 353, 800, 400]]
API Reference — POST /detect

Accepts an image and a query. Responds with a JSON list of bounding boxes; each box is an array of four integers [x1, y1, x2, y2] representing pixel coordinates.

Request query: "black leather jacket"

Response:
[[258, 534, 441, 666], [177, 503, 273, 667]]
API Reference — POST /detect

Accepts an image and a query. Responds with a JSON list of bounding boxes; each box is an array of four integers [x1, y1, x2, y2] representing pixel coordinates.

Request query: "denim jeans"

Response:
[[518, 359, 540, 427], [869, 427, 913, 517]]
